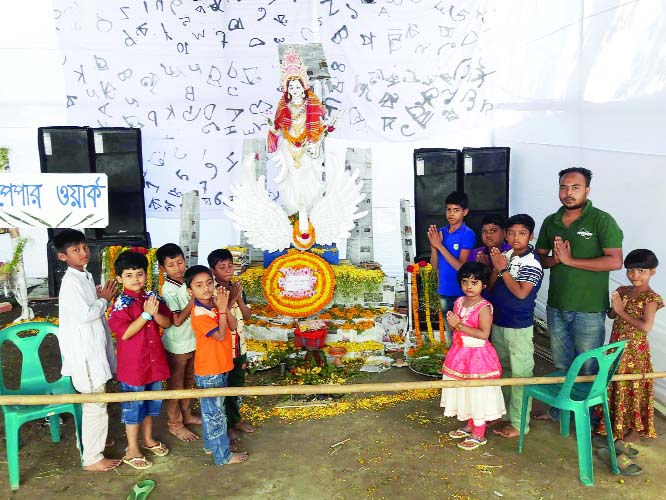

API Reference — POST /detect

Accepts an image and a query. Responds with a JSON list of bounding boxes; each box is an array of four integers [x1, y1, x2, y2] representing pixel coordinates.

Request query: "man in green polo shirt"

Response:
[[535, 167, 623, 398]]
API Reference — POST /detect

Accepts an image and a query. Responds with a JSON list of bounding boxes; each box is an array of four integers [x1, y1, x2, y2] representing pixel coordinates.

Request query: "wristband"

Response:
[[498, 267, 508, 277], [453, 322, 463, 330], [141, 311, 153, 321]]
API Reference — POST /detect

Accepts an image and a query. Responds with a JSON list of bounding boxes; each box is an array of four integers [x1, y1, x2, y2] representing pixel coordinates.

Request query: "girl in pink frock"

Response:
[[440, 262, 506, 450]]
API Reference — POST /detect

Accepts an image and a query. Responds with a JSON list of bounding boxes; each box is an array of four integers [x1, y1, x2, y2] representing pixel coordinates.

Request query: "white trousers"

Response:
[[80, 384, 109, 467]]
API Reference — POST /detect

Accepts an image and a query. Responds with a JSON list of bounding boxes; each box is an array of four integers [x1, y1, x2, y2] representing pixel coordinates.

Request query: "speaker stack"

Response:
[[413, 147, 510, 261], [38, 126, 151, 296]]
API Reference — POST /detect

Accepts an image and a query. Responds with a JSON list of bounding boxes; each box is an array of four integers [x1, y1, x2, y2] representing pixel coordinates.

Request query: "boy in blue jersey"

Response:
[[428, 191, 476, 346]]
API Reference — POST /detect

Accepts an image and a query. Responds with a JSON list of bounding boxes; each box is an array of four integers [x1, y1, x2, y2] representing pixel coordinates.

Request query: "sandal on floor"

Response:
[[122, 456, 153, 470], [457, 436, 487, 451], [127, 479, 156, 500], [449, 428, 472, 439], [142, 442, 169, 457], [615, 440, 640, 458], [597, 447, 643, 476], [592, 435, 639, 458]]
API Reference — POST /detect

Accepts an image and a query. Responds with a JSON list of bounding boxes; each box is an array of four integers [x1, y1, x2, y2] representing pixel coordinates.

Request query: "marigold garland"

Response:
[[423, 264, 435, 345], [262, 249, 335, 317], [410, 265, 422, 347], [238, 265, 382, 304], [438, 307, 445, 344], [292, 219, 316, 250]]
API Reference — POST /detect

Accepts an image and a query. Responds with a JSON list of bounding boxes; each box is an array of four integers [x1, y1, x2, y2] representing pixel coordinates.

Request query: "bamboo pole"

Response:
[[1, 371, 665, 406]]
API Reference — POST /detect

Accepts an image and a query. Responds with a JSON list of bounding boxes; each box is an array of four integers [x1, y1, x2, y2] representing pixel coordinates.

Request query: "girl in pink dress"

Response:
[[440, 262, 506, 450]]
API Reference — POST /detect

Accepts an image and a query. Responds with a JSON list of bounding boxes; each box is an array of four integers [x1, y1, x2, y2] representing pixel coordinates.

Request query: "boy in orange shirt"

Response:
[[185, 265, 248, 465]]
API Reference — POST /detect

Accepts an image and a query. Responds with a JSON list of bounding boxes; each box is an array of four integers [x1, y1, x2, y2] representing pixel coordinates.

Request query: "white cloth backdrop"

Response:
[[52, 0, 495, 219]]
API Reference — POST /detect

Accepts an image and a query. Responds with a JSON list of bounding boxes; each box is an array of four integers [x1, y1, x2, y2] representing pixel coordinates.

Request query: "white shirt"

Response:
[[58, 267, 116, 393]]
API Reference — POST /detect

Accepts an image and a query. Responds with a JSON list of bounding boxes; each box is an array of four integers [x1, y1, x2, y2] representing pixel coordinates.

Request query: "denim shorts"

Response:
[[119, 380, 163, 425]]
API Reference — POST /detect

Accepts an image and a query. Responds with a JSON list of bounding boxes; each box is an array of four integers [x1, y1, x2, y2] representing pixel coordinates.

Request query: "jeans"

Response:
[[546, 307, 606, 422], [439, 294, 460, 347], [194, 372, 232, 465], [118, 381, 163, 425], [547, 307, 606, 375]]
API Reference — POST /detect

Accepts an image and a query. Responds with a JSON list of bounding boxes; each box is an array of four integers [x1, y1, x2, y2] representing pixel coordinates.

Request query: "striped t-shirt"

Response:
[[488, 246, 543, 328]]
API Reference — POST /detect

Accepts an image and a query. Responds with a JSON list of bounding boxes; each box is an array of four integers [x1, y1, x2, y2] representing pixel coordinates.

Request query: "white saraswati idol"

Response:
[[225, 47, 367, 252]]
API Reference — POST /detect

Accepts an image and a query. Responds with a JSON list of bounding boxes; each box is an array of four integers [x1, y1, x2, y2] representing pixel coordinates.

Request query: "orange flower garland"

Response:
[[438, 307, 445, 344], [292, 219, 316, 250], [423, 264, 435, 345], [409, 264, 422, 347], [263, 249, 335, 317]]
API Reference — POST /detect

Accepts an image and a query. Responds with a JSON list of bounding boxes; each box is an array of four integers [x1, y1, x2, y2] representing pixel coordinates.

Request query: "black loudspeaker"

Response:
[[461, 147, 510, 243], [38, 126, 149, 240], [38, 126, 94, 175], [413, 149, 462, 261], [90, 128, 147, 238], [38, 127, 97, 239], [47, 234, 152, 297]]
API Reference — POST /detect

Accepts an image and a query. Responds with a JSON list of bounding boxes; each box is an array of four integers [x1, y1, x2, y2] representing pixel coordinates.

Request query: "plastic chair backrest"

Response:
[[557, 340, 627, 402], [0, 322, 61, 396]]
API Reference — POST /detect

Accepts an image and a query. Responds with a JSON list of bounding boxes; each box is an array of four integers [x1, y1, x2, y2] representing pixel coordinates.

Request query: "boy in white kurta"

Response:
[[55, 229, 121, 472]]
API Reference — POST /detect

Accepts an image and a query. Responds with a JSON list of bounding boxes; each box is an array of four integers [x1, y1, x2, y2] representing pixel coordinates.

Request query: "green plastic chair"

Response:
[[518, 340, 627, 486], [0, 321, 82, 490]]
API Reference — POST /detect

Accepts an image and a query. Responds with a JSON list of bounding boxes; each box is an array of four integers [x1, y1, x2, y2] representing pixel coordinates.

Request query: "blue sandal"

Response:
[[127, 479, 156, 500]]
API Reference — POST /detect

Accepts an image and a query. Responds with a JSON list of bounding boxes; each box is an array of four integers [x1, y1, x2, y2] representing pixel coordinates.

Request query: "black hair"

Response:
[[559, 167, 592, 187], [207, 248, 233, 268], [506, 214, 536, 234], [445, 191, 469, 210], [114, 250, 148, 275], [457, 261, 490, 286], [156, 243, 185, 266], [624, 249, 659, 270], [53, 229, 86, 253], [481, 214, 506, 229], [184, 265, 213, 288]]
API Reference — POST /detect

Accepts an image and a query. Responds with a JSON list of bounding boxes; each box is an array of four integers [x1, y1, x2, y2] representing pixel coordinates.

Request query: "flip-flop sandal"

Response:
[[127, 479, 156, 500], [448, 428, 472, 439], [142, 442, 169, 457], [122, 456, 153, 470], [457, 436, 487, 451], [614, 440, 640, 458], [592, 435, 639, 458], [597, 447, 643, 476]]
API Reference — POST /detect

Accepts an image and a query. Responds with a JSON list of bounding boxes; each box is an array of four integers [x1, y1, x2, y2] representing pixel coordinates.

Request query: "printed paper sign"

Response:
[[0, 173, 109, 228]]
